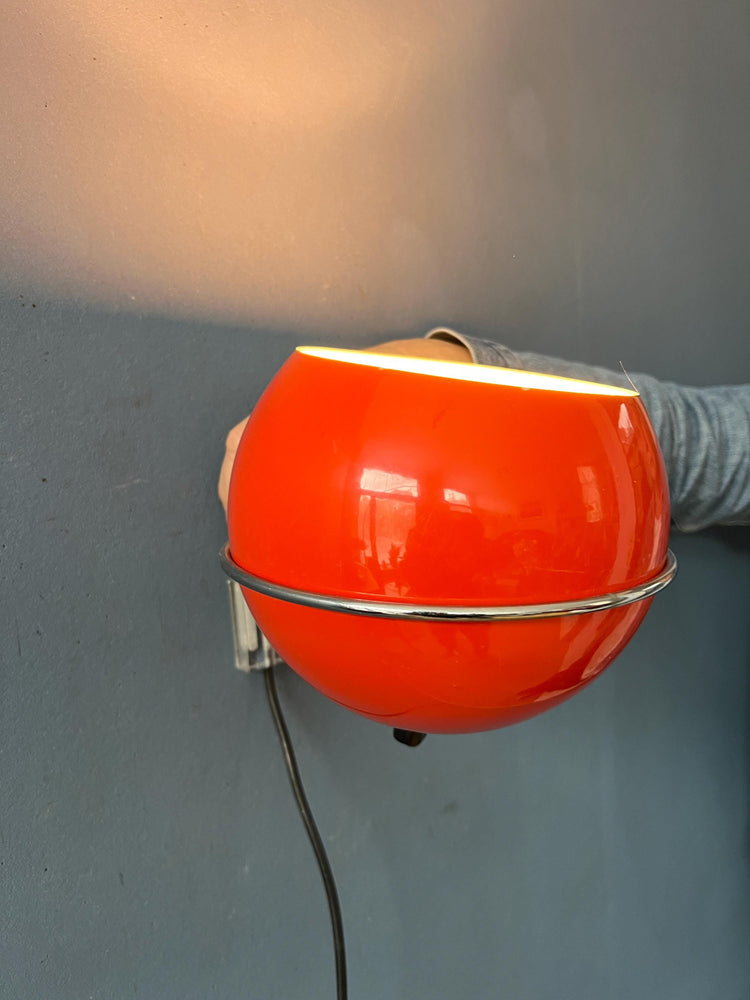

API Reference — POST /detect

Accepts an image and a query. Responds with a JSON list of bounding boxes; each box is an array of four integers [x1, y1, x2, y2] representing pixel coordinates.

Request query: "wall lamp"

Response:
[[221, 347, 676, 742]]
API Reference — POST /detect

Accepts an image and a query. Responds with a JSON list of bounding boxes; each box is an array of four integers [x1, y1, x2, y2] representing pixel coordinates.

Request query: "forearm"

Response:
[[427, 329, 750, 532]]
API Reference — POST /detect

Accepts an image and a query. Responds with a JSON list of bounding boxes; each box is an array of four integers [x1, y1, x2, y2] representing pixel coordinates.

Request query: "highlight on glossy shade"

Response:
[[298, 346, 638, 396], [225, 345, 673, 734]]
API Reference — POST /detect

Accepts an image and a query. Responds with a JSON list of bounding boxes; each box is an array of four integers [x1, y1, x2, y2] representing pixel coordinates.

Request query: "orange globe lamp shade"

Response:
[[221, 347, 676, 735]]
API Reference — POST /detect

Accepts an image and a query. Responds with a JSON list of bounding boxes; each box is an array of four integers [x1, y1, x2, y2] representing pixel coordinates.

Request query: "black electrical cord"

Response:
[[263, 666, 348, 1000]]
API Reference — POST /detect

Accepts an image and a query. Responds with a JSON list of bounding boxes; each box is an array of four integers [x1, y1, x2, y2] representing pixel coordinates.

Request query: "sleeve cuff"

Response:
[[425, 327, 524, 369]]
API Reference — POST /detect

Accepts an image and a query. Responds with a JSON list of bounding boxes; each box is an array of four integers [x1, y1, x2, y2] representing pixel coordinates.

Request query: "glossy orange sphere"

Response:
[[227, 347, 671, 733]]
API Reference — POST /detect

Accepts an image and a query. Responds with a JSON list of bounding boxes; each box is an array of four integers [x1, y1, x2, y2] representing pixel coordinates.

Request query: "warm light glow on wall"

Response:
[[0, 0, 520, 333]]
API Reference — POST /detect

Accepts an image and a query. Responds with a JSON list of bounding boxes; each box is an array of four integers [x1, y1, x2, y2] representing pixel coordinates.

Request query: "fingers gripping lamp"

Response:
[[221, 347, 676, 740]]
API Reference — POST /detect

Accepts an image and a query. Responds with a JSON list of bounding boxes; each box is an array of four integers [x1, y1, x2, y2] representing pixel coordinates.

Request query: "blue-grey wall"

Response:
[[3, 2, 750, 998]]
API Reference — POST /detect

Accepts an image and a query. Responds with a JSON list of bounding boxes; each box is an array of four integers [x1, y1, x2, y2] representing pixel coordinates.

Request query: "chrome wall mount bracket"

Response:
[[226, 578, 283, 672]]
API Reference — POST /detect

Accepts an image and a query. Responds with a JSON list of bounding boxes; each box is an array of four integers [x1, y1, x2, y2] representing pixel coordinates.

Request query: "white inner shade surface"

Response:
[[297, 347, 638, 397]]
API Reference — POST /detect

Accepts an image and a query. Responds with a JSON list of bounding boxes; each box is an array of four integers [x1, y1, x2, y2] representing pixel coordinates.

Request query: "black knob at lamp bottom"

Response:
[[393, 729, 427, 747]]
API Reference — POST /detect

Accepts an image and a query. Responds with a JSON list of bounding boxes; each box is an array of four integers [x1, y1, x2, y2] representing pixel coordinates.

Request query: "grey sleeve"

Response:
[[426, 328, 750, 533]]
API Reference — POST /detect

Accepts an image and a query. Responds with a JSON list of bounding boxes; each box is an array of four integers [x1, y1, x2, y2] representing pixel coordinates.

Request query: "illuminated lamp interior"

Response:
[[297, 347, 638, 397]]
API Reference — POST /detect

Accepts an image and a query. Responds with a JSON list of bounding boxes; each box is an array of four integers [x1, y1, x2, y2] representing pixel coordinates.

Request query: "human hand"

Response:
[[218, 416, 249, 514], [217, 338, 473, 514]]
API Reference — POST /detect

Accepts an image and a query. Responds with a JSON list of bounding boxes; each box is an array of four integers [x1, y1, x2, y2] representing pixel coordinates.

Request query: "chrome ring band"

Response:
[[220, 544, 677, 623]]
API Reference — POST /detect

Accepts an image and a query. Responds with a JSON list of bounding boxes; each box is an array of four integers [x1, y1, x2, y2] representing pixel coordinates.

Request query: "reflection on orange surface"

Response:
[[356, 467, 419, 595]]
